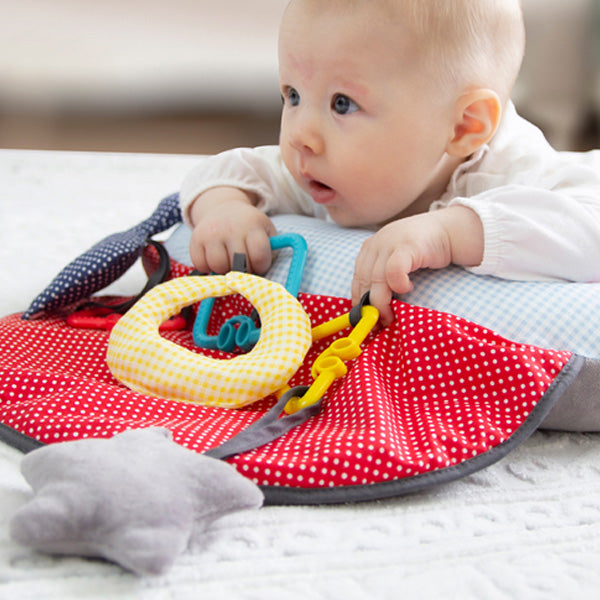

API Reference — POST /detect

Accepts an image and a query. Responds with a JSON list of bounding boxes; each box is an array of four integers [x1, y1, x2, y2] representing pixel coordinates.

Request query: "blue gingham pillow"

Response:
[[165, 214, 600, 358]]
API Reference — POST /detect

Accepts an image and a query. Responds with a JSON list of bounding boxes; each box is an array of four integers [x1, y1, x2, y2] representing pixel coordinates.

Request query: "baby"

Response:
[[180, 0, 600, 325]]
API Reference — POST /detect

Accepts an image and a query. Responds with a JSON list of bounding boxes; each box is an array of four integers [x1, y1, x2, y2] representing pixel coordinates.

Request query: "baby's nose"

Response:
[[288, 112, 325, 156]]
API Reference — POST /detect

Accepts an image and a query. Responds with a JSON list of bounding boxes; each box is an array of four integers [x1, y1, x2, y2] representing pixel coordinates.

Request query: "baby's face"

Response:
[[278, 1, 457, 227]]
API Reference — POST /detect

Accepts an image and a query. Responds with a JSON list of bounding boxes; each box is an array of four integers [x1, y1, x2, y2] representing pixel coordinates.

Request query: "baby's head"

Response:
[[278, 0, 525, 227]]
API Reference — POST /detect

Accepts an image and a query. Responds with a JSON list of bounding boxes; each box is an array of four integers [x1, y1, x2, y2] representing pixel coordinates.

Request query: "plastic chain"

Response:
[[193, 233, 308, 352], [283, 300, 379, 414]]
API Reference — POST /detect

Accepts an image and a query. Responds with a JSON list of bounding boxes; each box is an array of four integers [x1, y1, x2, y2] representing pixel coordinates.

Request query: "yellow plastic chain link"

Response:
[[283, 304, 379, 414]]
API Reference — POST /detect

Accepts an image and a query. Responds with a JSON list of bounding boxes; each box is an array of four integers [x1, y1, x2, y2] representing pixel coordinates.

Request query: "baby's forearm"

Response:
[[434, 205, 484, 268], [188, 186, 258, 227]]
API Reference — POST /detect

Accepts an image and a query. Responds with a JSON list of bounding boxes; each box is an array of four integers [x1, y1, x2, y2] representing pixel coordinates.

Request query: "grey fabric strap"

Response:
[[204, 386, 321, 460]]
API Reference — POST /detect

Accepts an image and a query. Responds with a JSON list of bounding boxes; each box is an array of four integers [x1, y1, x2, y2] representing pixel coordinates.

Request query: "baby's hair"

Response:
[[402, 0, 525, 103]]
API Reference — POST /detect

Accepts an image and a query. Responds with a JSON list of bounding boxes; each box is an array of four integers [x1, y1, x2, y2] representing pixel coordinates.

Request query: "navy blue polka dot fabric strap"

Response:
[[22, 193, 182, 320]]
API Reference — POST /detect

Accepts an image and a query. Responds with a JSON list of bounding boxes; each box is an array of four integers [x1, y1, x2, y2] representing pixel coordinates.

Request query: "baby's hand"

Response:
[[351, 207, 484, 326], [188, 187, 277, 274]]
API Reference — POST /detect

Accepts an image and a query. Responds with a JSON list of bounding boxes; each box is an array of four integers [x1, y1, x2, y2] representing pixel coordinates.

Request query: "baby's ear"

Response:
[[446, 89, 502, 158]]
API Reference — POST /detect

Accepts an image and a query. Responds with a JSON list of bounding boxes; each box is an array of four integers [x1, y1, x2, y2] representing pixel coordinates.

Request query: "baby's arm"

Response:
[[352, 206, 484, 325], [448, 184, 600, 282]]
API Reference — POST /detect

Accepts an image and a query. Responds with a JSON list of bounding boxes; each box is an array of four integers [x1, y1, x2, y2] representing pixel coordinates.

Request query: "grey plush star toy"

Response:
[[10, 428, 264, 575]]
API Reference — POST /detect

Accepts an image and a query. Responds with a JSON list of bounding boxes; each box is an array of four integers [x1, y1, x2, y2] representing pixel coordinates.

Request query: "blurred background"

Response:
[[0, 0, 599, 155]]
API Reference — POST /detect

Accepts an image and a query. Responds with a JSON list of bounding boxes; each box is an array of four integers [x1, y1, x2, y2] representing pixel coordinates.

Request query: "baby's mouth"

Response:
[[307, 179, 336, 204], [310, 179, 331, 192]]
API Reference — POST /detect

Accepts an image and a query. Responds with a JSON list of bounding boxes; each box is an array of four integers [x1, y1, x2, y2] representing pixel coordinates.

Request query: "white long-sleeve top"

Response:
[[180, 102, 600, 283]]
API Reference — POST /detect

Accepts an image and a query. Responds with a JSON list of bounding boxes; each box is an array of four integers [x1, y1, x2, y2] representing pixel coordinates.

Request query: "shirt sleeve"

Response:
[[433, 103, 600, 284], [179, 145, 323, 224], [444, 176, 600, 282]]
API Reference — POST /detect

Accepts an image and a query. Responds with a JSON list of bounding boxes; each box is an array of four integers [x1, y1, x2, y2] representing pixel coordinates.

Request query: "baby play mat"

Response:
[[4, 152, 600, 596], [0, 193, 588, 504], [0, 287, 580, 504]]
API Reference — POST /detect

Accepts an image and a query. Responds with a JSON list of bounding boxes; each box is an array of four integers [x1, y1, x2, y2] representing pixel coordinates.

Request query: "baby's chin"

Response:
[[326, 206, 378, 231]]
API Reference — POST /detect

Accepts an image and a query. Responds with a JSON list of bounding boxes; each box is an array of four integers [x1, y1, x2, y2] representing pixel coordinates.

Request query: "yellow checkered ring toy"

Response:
[[106, 272, 313, 409]]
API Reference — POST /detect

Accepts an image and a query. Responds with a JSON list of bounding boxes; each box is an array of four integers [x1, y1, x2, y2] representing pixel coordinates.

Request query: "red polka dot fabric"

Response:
[[0, 260, 573, 501]]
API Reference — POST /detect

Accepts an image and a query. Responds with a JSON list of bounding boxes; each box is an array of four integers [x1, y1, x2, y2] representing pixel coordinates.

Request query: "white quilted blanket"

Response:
[[1, 149, 600, 599]]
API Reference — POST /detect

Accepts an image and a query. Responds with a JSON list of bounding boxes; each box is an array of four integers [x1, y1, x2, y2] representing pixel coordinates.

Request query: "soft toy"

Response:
[[106, 272, 313, 409], [9, 428, 264, 575]]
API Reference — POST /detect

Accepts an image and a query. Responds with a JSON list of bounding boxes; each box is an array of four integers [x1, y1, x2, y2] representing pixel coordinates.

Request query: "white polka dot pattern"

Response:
[[0, 285, 572, 491], [106, 273, 312, 408]]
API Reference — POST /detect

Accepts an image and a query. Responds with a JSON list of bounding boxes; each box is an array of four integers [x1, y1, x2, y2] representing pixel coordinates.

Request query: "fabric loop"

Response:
[[84, 239, 171, 314], [204, 387, 319, 460]]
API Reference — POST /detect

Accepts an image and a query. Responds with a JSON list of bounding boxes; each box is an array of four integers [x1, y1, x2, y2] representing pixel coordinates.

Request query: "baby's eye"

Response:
[[282, 87, 300, 107], [332, 94, 360, 115]]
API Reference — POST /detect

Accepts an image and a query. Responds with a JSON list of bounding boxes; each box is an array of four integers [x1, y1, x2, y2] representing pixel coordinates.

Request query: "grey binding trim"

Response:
[[260, 354, 585, 505], [0, 423, 43, 453]]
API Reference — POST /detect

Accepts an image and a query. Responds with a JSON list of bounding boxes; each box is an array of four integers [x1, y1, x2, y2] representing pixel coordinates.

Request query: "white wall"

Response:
[[1, 0, 598, 150]]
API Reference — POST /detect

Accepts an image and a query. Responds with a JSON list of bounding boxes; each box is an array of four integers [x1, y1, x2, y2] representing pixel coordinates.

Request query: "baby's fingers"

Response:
[[205, 241, 237, 274], [244, 223, 277, 275], [352, 247, 394, 325], [368, 281, 395, 326], [189, 239, 209, 274], [351, 254, 374, 307], [189, 222, 232, 274], [385, 249, 415, 295]]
